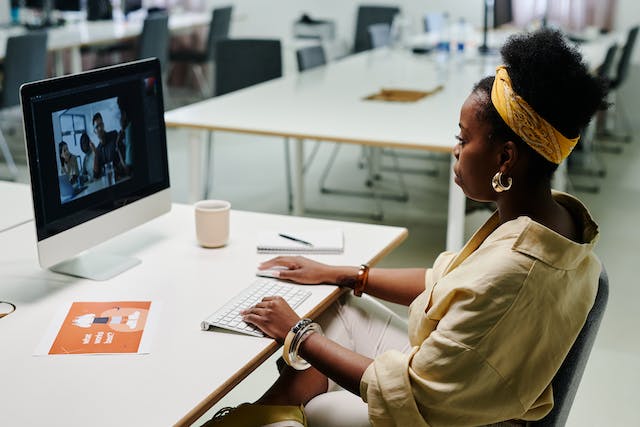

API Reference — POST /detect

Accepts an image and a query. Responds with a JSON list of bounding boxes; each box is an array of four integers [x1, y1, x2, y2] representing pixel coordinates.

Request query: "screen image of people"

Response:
[[53, 96, 134, 204]]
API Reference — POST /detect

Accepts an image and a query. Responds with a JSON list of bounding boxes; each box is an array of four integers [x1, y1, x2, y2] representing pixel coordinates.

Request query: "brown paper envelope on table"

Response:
[[364, 85, 444, 102]]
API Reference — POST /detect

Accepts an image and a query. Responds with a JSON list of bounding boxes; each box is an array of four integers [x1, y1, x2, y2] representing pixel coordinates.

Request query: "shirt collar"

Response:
[[444, 192, 599, 274]]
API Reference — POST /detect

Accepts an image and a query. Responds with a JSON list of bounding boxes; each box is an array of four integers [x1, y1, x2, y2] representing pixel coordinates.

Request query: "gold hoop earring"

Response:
[[492, 171, 512, 192]]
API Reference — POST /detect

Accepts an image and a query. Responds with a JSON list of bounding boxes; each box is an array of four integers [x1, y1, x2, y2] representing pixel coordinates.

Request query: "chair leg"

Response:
[[284, 137, 293, 212], [204, 131, 214, 199], [319, 144, 409, 202], [193, 64, 212, 98], [0, 128, 18, 180], [597, 93, 633, 144]]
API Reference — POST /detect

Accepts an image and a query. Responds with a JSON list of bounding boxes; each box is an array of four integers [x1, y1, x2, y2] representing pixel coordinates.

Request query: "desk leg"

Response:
[[54, 51, 65, 76], [70, 47, 82, 75], [291, 138, 305, 216], [188, 130, 205, 203], [446, 157, 465, 252]]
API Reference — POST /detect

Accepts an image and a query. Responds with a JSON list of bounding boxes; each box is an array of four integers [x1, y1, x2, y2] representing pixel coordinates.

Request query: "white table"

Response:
[[165, 48, 501, 251], [0, 11, 210, 75], [0, 203, 407, 426], [0, 180, 33, 232]]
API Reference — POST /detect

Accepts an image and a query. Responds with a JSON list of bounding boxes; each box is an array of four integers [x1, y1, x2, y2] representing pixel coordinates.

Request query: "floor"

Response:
[[2, 67, 638, 426]]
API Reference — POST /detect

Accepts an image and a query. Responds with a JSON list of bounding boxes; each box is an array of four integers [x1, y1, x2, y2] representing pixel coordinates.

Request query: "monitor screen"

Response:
[[21, 59, 171, 279]]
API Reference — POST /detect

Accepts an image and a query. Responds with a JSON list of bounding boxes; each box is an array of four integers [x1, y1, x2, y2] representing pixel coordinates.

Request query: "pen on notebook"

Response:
[[278, 233, 313, 246]]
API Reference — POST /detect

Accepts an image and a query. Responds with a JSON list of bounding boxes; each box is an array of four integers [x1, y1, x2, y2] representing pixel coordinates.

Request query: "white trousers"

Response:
[[304, 294, 411, 427]]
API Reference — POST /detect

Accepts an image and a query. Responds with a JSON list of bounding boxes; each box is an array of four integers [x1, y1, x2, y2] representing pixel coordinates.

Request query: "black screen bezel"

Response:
[[20, 58, 170, 242]]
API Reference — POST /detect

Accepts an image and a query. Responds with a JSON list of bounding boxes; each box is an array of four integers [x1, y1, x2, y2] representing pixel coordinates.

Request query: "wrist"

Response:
[[334, 266, 359, 289]]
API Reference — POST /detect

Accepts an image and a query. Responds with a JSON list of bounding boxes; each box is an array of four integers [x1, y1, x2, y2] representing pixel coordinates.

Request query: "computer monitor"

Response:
[[20, 58, 171, 280]]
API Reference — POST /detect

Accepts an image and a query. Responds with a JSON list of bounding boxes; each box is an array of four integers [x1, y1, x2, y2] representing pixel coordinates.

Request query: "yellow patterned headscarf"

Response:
[[490, 66, 579, 164]]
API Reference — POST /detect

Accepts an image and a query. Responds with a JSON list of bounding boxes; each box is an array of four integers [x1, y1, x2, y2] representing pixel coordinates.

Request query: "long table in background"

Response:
[[0, 201, 407, 426], [165, 48, 501, 251], [0, 11, 210, 75]]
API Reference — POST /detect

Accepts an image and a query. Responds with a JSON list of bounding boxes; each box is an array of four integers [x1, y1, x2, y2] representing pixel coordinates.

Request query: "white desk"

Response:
[[0, 203, 407, 426], [0, 11, 210, 75], [0, 180, 33, 232], [165, 48, 501, 251]]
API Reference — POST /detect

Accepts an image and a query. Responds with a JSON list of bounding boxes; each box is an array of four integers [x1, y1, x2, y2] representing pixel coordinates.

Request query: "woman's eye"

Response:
[[455, 135, 465, 145]]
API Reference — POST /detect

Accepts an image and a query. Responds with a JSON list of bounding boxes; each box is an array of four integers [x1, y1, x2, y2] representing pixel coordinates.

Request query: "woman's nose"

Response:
[[452, 144, 460, 160]]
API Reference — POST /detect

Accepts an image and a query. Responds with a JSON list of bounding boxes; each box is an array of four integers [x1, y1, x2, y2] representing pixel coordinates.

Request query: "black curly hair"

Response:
[[472, 28, 608, 180]]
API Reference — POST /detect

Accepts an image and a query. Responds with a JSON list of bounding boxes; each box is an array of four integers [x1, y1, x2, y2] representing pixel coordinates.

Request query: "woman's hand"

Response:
[[258, 256, 337, 284], [241, 296, 300, 344]]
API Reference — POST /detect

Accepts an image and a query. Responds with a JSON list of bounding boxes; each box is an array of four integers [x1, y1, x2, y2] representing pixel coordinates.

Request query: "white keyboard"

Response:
[[201, 279, 312, 337]]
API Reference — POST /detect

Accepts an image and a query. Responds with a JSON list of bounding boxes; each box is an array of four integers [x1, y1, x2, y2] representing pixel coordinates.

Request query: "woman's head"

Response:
[[454, 29, 608, 200], [58, 141, 70, 165]]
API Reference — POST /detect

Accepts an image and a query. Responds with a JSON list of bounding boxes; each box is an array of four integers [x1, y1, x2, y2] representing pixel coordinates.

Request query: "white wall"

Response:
[[205, 0, 483, 48]]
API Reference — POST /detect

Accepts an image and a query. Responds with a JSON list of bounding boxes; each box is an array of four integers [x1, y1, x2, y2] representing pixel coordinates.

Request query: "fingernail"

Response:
[[271, 271, 280, 278]]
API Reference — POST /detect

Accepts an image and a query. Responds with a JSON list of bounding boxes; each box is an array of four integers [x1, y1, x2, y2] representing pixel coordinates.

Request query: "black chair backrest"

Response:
[[531, 266, 609, 427], [214, 39, 282, 96], [296, 45, 326, 72], [205, 6, 233, 61], [596, 43, 618, 82], [494, 0, 513, 28], [2, 32, 48, 108], [86, 0, 112, 21], [353, 5, 399, 53], [611, 25, 638, 89], [138, 13, 170, 73]]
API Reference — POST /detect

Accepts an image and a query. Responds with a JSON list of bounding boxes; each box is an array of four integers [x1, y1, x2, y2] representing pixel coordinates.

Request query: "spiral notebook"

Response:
[[256, 229, 344, 254]]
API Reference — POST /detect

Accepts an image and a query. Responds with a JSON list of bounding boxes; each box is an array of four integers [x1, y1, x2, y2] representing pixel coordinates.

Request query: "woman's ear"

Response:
[[500, 140, 519, 173]]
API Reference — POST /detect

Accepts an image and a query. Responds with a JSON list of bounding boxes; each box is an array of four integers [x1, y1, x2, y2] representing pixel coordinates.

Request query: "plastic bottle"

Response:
[[453, 18, 468, 53], [437, 12, 451, 53]]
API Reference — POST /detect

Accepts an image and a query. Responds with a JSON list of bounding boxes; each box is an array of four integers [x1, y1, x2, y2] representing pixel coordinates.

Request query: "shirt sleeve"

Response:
[[360, 264, 532, 426]]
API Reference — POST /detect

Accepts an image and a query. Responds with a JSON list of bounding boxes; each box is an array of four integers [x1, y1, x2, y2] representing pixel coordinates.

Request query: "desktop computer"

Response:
[[20, 58, 171, 280]]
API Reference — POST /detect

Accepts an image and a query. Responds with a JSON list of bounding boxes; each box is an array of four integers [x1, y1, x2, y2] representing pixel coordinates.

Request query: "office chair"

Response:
[[203, 39, 285, 201], [0, 32, 48, 180], [169, 6, 233, 97], [597, 25, 638, 144], [353, 5, 399, 53], [138, 13, 170, 73], [568, 42, 618, 193], [296, 45, 327, 71], [531, 266, 609, 426]]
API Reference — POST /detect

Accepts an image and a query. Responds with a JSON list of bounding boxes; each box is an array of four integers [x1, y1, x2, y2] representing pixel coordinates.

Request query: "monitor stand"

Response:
[[50, 252, 141, 281]]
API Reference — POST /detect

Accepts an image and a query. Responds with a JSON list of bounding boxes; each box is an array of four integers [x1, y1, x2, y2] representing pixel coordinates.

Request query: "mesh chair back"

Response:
[[205, 6, 233, 61], [2, 32, 48, 108], [214, 39, 282, 96], [611, 26, 638, 89], [531, 266, 609, 426], [353, 5, 399, 53], [296, 45, 326, 72], [368, 23, 392, 48], [138, 13, 169, 73]]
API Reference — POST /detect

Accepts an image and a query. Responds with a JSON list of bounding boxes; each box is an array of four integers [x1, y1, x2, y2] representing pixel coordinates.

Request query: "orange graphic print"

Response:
[[49, 301, 151, 355]]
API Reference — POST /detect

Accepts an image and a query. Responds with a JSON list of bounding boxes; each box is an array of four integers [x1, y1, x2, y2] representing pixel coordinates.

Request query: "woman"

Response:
[[208, 29, 607, 426], [58, 141, 80, 184], [80, 132, 97, 182]]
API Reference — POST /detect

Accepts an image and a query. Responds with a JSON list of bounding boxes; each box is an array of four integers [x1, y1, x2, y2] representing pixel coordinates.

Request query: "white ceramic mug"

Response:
[[194, 200, 231, 248]]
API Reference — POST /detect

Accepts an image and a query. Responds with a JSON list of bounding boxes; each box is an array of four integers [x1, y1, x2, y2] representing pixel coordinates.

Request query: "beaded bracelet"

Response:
[[282, 318, 323, 370]]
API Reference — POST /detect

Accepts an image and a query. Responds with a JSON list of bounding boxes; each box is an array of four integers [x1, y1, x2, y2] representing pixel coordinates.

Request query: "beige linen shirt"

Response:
[[360, 192, 601, 426]]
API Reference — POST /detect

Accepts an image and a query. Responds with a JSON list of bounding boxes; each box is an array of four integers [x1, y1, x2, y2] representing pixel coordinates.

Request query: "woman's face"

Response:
[[61, 144, 70, 161], [452, 92, 502, 202]]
